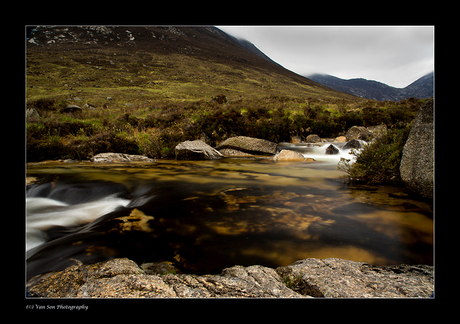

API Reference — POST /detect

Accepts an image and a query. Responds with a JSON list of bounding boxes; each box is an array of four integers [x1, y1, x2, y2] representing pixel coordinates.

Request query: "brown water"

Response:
[[26, 158, 433, 278]]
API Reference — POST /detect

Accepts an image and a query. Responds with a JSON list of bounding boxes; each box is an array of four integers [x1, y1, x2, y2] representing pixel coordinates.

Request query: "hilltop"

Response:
[[307, 72, 434, 101]]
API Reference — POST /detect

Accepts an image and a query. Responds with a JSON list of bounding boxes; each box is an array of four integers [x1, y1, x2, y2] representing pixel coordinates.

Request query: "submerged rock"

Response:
[[28, 257, 433, 298], [175, 140, 223, 160], [216, 136, 277, 155], [400, 99, 434, 199], [91, 152, 154, 163]]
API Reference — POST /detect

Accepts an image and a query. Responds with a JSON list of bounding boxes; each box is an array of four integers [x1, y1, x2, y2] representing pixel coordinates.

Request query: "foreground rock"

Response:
[[276, 258, 433, 298], [216, 136, 277, 155], [400, 99, 434, 199], [91, 153, 154, 163], [28, 258, 301, 298], [28, 257, 433, 298], [175, 140, 223, 160]]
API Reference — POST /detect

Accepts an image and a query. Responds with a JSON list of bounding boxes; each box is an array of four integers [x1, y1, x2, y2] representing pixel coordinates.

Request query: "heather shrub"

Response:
[[337, 125, 411, 184]]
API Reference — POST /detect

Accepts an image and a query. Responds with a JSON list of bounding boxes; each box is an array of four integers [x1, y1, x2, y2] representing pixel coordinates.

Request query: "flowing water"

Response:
[[26, 143, 433, 279]]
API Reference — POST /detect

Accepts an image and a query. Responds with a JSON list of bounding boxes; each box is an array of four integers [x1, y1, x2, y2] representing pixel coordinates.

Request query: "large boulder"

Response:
[[216, 136, 277, 155], [345, 126, 372, 141], [91, 153, 154, 163], [400, 99, 434, 199], [175, 140, 223, 160]]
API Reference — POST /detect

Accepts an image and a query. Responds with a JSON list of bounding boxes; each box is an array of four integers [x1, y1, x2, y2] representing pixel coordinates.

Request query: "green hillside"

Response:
[[26, 26, 422, 161]]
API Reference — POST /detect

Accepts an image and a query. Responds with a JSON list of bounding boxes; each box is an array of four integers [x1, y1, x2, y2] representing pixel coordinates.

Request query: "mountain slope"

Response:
[[307, 72, 433, 101], [27, 26, 359, 105]]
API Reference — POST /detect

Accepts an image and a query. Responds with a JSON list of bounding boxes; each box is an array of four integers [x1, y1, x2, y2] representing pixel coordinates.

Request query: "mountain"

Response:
[[27, 26, 359, 104], [307, 72, 433, 101]]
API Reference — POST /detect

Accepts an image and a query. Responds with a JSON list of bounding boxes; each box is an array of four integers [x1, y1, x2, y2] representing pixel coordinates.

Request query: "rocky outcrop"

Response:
[[91, 153, 154, 163], [28, 258, 302, 298], [400, 99, 434, 199], [27, 257, 433, 298], [216, 136, 277, 155], [276, 258, 433, 298], [175, 140, 223, 160]]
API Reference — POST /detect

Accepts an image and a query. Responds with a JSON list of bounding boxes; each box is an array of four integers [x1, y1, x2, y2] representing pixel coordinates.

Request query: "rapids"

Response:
[[26, 144, 433, 279]]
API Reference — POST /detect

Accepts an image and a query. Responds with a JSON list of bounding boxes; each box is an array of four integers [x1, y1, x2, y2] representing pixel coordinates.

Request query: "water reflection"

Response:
[[26, 159, 433, 278]]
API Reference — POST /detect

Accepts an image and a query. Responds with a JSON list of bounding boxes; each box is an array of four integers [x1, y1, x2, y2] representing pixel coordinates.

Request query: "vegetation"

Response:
[[337, 125, 412, 184], [26, 93, 425, 162]]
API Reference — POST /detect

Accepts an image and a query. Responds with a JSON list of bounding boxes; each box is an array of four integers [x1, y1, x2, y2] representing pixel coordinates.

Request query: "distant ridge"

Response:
[[307, 72, 433, 101]]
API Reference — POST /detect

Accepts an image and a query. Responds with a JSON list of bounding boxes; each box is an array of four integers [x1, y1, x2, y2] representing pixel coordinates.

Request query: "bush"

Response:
[[337, 125, 411, 184]]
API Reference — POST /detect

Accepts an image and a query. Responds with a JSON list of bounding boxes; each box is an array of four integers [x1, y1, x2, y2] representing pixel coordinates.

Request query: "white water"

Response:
[[278, 142, 364, 165], [26, 196, 130, 251]]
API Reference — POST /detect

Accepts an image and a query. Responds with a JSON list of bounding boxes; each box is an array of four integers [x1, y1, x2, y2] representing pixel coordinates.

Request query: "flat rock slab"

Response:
[[216, 136, 277, 155], [91, 153, 154, 163], [276, 258, 433, 298]]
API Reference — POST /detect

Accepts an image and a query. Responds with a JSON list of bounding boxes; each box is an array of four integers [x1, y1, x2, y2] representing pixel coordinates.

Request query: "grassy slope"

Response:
[[26, 27, 424, 162]]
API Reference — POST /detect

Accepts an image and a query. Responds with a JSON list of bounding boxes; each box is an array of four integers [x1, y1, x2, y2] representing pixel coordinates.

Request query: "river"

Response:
[[26, 143, 433, 279]]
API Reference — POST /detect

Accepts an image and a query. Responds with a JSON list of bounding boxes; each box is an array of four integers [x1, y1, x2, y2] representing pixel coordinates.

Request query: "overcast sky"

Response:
[[216, 26, 434, 88]]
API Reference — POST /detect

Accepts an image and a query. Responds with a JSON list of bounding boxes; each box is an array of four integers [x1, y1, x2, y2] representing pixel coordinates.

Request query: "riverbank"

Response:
[[27, 257, 433, 298]]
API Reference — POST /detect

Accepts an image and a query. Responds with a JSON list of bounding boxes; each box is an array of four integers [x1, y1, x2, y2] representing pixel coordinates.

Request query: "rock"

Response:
[[219, 148, 254, 157], [274, 149, 310, 162], [26, 108, 40, 119], [28, 257, 433, 298], [276, 258, 433, 298], [400, 99, 434, 199], [345, 126, 372, 141], [216, 136, 277, 155], [343, 139, 363, 149], [106, 97, 113, 100], [325, 144, 339, 155], [367, 124, 387, 136], [91, 152, 154, 163], [82, 103, 96, 110], [175, 140, 223, 160], [305, 134, 321, 143], [333, 136, 347, 143], [141, 262, 181, 275], [63, 104, 82, 113], [28, 258, 303, 298], [290, 136, 302, 144]]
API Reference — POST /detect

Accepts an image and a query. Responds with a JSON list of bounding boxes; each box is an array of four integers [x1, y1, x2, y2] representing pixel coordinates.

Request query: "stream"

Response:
[[26, 143, 433, 279]]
